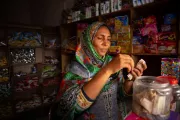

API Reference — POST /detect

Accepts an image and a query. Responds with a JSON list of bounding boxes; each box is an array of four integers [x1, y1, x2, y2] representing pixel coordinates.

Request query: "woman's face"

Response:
[[92, 26, 111, 57]]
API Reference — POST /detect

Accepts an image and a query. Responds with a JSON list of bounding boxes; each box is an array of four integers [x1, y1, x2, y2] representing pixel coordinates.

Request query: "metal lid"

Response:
[[135, 76, 170, 88], [135, 76, 172, 95]]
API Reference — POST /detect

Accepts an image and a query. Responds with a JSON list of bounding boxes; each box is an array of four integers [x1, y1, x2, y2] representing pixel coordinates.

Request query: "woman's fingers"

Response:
[[123, 62, 132, 72], [107, 54, 135, 74], [120, 54, 135, 70], [133, 68, 142, 76], [135, 66, 143, 74], [131, 68, 143, 80]]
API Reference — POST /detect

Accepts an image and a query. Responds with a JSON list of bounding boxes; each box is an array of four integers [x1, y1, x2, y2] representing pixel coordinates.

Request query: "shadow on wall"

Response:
[[0, 0, 75, 26]]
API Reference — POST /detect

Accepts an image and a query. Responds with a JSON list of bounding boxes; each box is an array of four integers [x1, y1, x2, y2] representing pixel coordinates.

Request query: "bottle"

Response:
[[111, 0, 114, 12], [105, 0, 110, 14], [141, 0, 146, 5], [169, 77, 180, 112], [100, 2, 105, 15], [117, 0, 122, 10], [95, 2, 99, 16], [133, 0, 137, 7]]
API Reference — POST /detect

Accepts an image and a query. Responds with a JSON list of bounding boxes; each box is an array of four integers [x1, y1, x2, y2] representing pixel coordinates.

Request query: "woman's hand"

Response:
[[105, 54, 135, 75], [131, 60, 147, 80], [124, 59, 147, 94]]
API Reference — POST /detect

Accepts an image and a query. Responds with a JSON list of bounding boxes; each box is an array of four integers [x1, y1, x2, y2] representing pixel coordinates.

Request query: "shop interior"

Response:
[[0, 0, 179, 120]]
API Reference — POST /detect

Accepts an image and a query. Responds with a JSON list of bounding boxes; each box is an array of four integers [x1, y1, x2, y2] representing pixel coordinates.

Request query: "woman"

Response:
[[56, 22, 147, 120]]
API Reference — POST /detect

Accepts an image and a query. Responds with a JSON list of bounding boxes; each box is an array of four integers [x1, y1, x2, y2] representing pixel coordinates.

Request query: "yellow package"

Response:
[[109, 46, 121, 53], [115, 19, 122, 33], [119, 26, 131, 33], [111, 33, 118, 41], [117, 41, 131, 53], [117, 33, 131, 42]]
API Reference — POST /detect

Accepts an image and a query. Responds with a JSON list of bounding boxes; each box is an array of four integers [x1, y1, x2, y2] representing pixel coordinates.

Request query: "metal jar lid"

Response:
[[134, 76, 172, 95]]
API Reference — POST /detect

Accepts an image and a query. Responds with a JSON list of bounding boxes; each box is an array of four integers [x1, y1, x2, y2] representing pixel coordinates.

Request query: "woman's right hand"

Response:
[[105, 54, 135, 74]]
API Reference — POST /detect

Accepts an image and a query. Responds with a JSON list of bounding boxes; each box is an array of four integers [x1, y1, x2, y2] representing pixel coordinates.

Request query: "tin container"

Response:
[[132, 76, 172, 120]]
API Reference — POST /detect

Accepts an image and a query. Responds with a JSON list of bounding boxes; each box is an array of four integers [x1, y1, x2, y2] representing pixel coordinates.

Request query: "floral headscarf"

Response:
[[75, 22, 111, 68]]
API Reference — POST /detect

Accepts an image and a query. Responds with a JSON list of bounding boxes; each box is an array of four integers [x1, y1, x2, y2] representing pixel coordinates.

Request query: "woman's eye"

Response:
[[97, 37, 103, 40]]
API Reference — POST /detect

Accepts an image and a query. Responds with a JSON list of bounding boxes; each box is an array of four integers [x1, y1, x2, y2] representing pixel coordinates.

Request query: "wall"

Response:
[[43, 0, 74, 26], [0, 0, 74, 26]]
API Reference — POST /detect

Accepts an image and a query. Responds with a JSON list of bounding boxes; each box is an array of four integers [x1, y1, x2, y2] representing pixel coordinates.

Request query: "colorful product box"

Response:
[[157, 41, 176, 54], [149, 32, 176, 43], [161, 58, 180, 84], [140, 23, 158, 36], [133, 44, 144, 54], [109, 46, 121, 53], [117, 41, 131, 53], [144, 43, 157, 54]]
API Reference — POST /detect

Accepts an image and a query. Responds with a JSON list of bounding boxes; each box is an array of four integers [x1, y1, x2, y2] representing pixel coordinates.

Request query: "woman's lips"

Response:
[[101, 49, 108, 53]]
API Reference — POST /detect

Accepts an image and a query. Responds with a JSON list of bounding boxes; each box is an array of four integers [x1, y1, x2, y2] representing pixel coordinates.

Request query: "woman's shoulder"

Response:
[[66, 60, 90, 79]]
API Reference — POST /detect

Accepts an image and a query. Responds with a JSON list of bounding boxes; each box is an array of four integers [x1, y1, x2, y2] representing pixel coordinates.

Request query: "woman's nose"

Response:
[[103, 38, 110, 46]]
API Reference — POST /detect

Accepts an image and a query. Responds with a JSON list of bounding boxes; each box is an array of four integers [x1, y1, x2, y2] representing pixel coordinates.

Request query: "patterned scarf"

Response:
[[57, 22, 112, 99], [75, 22, 112, 75]]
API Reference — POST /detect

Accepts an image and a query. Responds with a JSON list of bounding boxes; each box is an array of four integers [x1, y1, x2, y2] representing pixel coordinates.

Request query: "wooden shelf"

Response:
[[61, 49, 75, 54], [42, 75, 58, 80], [42, 83, 59, 89], [0, 81, 10, 84], [59, 0, 179, 80], [43, 33, 57, 36], [0, 97, 12, 103], [0, 65, 9, 68], [42, 83, 59, 88], [132, 53, 179, 56], [44, 47, 60, 50], [11, 62, 35, 67], [61, 0, 170, 26], [12, 73, 39, 80], [61, 16, 99, 26], [14, 87, 40, 98], [9, 46, 42, 49], [15, 103, 42, 114], [6, 24, 42, 30], [109, 53, 179, 56], [42, 102, 54, 107], [0, 46, 8, 49], [0, 24, 61, 117], [43, 63, 59, 66]]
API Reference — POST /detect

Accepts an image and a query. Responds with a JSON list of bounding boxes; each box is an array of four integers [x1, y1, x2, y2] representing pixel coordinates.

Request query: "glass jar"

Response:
[[132, 76, 172, 120]]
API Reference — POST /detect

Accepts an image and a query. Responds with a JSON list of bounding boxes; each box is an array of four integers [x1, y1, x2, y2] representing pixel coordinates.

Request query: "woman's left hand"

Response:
[[131, 61, 147, 80], [123, 59, 147, 94]]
